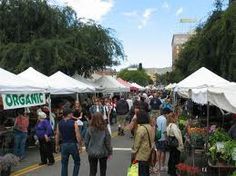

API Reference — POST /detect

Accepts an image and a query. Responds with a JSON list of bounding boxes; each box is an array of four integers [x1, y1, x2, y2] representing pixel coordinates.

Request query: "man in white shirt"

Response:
[[126, 96, 133, 111]]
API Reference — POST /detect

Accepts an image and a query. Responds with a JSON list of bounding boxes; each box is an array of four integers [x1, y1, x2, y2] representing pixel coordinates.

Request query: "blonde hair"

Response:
[[167, 113, 176, 125]]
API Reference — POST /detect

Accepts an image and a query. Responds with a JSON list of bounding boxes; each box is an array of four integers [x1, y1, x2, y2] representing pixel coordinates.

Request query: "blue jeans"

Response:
[[61, 143, 80, 176], [13, 131, 27, 158], [80, 122, 88, 139]]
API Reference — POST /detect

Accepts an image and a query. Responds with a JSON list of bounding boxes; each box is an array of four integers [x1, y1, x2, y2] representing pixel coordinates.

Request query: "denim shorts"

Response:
[[156, 140, 167, 152]]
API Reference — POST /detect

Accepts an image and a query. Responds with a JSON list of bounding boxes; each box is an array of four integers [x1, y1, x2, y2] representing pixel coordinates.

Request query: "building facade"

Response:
[[171, 34, 191, 68]]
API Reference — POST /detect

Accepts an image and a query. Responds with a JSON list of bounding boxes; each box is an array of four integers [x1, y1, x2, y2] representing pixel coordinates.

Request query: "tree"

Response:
[[169, 2, 236, 83], [214, 0, 224, 11], [118, 69, 153, 86], [0, 0, 124, 76]]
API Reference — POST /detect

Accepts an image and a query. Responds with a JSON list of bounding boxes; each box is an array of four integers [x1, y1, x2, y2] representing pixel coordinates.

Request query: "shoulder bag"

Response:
[[142, 125, 157, 167], [155, 123, 162, 141], [166, 124, 179, 148]]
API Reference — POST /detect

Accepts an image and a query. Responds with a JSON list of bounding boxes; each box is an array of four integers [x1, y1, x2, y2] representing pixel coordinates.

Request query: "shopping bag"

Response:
[[107, 124, 112, 135], [127, 163, 138, 176]]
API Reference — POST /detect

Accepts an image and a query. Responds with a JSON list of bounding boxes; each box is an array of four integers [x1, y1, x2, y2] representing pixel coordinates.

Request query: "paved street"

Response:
[[11, 129, 168, 176]]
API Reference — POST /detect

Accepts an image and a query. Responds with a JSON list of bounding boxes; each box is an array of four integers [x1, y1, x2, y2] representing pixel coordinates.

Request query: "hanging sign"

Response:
[[2, 93, 46, 110]]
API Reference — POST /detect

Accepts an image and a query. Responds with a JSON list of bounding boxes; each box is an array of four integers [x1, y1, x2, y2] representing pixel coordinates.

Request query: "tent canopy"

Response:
[[208, 82, 236, 113], [175, 67, 229, 104], [73, 74, 103, 92], [165, 83, 176, 90], [95, 76, 129, 93], [117, 78, 138, 91], [131, 83, 145, 91], [18, 67, 50, 90], [49, 71, 95, 94], [0, 68, 45, 93]]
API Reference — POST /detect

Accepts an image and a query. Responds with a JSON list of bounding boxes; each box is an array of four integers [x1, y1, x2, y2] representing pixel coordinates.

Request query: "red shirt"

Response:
[[15, 116, 29, 133]]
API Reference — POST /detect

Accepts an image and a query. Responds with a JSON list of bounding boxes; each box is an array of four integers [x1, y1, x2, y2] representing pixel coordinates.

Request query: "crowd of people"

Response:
[[12, 90, 184, 176], [126, 92, 183, 176]]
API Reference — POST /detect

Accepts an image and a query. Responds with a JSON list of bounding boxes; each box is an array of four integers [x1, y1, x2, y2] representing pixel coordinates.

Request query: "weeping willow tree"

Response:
[[169, 1, 236, 83], [0, 0, 124, 76]]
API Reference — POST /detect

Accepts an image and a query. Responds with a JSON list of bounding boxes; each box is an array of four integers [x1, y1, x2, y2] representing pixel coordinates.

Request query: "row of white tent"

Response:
[[167, 67, 236, 114], [0, 67, 147, 94]]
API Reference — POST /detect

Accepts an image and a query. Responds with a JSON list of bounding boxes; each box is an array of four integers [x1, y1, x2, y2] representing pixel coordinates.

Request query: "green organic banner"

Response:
[[2, 93, 46, 110]]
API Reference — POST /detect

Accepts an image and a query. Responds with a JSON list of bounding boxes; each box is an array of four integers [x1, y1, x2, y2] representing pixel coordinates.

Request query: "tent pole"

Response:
[[173, 91, 176, 111], [48, 94, 52, 118], [206, 102, 210, 152], [76, 93, 79, 101]]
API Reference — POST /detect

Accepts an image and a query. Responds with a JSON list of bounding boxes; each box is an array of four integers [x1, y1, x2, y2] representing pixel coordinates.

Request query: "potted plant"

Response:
[[0, 153, 19, 176], [189, 127, 207, 149], [221, 140, 236, 165], [208, 145, 217, 165], [209, 129, 231, 146]]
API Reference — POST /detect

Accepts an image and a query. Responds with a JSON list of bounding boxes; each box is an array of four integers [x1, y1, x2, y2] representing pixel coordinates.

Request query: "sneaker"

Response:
[[35, 140, 39, 146]]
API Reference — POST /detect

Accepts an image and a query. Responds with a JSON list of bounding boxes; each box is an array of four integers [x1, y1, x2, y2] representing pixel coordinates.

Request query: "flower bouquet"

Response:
[[176, 163, 201, 176]]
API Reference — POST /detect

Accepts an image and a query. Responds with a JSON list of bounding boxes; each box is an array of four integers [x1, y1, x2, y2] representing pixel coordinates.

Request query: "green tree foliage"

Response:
[[0, 0, 124, 76], [118, 69, 153, 86], [169, 1, 236, 83]]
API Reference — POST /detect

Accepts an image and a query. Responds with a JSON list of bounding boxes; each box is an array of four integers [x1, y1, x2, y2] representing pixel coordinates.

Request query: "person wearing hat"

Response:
[[55, 108, 82, 176], [35, 111, 55, 166]]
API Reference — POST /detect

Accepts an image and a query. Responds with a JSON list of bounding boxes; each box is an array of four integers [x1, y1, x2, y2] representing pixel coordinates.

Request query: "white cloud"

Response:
[[122, 11, 138, 17], [61, 0, 114, 22], [176, 7, 183, 16], [162, 1, 170, 9], [138, 8, 156, 29]]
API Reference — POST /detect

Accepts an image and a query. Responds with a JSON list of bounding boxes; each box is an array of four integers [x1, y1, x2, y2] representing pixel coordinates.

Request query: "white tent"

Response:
[[165, 83, 177, 90], [49, 71, 95, 94], [18, 67, 50, 90], [95, 75, 129, 93], [72, 74, 103, 92], [131, 83, 145, 91], [175, 67, 229, 104], [0, 68, 45, 93], [208, 82, 236, 113]]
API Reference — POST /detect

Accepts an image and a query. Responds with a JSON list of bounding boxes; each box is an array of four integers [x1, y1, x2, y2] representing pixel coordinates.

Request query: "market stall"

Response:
[[117, 78, 139, 92], [49, 71, 95, 94], [18, 67, 51, 91], [174, 67, 236, 175], [94, 75, 129, 93], [208, 83, 236, 114], [130, 82, 145, 91], [175, 67, 229, 103], [72, 73, 104, 92], [0, 68, 47, 155]]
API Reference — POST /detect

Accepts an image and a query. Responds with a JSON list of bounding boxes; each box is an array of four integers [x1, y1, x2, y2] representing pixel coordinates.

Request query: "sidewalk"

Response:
[[11, 146, 60, 173]]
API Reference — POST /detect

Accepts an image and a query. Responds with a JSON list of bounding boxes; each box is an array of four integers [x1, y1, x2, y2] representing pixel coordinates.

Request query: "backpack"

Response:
[[155, 124, 162, 141]]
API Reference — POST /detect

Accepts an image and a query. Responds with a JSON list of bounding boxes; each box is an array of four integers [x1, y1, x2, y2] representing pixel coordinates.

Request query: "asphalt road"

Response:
[[11, 130, 169, 176], [26, 134, 133, 176]]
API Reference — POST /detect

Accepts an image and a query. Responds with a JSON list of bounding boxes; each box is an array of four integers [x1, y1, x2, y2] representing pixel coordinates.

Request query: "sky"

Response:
[[54, 0, 228, 70]]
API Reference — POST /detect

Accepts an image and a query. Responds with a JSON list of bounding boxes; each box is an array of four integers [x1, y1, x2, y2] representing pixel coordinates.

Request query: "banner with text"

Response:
[[2, 93, 46, 110]]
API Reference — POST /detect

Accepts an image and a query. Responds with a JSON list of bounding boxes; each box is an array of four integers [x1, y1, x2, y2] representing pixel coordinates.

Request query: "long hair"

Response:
[[167, 112, 176, 125], [136, 110, 150, 125], [90, 112, 106, 131]]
